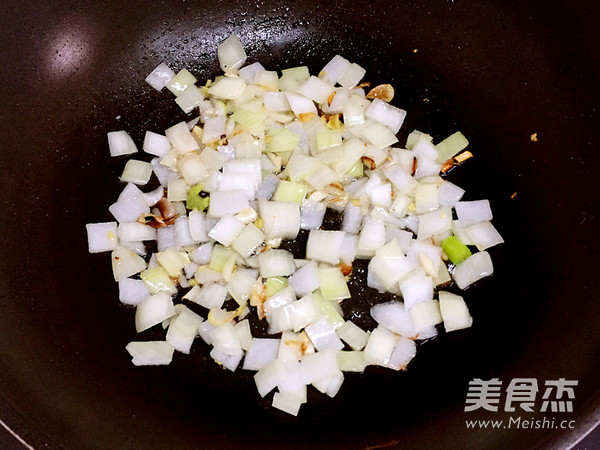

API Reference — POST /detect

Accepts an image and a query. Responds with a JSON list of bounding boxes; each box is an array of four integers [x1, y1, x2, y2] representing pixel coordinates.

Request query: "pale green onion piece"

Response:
[[318, 267, 351, 301], [157, 247, 190, 277], [347, 159, 364, 177], [267, 128, 300, 153], [435, 131, 469, 163], [316, 130, 342, 152], [140, 266, 177, 295], [209, 244, 237, 273], [312, 291, 344, 330], [272, 180, 308, 204], [120, 160, 153, 185], [409, 299, 443, 331], [335, 321, 369, 351], [231, 108, 267, 131], [337, 351, 367, 372], [281, 66, 310, 83], [207, 77, 246, 99], [405, 130, 433, 150], [166, 69, 197, 96], [175, 85, 204, 114], [265, 277, 288, 297]]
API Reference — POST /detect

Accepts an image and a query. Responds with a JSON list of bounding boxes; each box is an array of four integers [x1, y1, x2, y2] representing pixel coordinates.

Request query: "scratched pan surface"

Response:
[[0, 0, 598, 448]]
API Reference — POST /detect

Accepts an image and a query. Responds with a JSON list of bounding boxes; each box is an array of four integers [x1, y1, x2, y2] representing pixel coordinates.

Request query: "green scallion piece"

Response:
[[441, 235, 472, 264]]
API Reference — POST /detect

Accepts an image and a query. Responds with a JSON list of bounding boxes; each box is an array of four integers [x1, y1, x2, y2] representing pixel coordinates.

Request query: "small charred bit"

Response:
[[361, 156, 376, 170], [324, 113, 344, 131], [249, 281, 267, 321], [156, 197, 177, 220], [300, 341, 310, 356], [411, 158, 417, 176], [329, 181, 344, 191], [437, 279, 453, 288], [454, 150, 473, 163], [298, 112, 315, 123], [366, 84, 395, 102], [339, 262, 352, 277], [327, 91, 336, 106], [356, 81, 371, 89], [441, 150, 474, 174], [138, 212, 177, 229], [440, 160, 454, 173]]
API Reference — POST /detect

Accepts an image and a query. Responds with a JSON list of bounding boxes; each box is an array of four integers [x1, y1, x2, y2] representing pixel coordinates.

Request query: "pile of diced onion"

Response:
[[86, 35, 504, 416]]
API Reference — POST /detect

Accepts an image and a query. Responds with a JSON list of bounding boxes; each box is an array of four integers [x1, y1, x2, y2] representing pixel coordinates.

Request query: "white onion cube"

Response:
[[208, 214, 245, 246], [218, 35, 247, 72], [338, 62, 366, 88], [363, 326, 400, 366], [410, 299, 442, 330], [297, 76, 334, 104], [165, 121, 200, 154], [135, 292, 175, 333], [284, 92, 317, 116], [166, 307, 203, 354], [143, 131, 171, 157], [193, 283, 228, 310], [118, 278, 150, 305], [145, 62, 175, 91], [107, 130, 138, 157], [126, 341, 174, 366], [259, 200, 300, 240], [386, 337, 416, 371], [243, 338, 280, 371], [305, 230, 346, 265], [305, 318, 344, 351], [439, 291, 473, 332], [231, 223, 264, 258], [86, 222, 118, 253], [465, 221, 504, 251], [175, 85, 205, 114], [336, 321, 369, 351], [288, 261, 320, 297], [321, 55, 351, 84], [455, 200, 493, 223], [399, 270, 434, 309], [259, 249, 296, 278], [209, 190, 249, 218], [452, 251, 494, 289], [370, 301, 416, 338], [365, 99, 407, 134], [210, 322, 242, 356]]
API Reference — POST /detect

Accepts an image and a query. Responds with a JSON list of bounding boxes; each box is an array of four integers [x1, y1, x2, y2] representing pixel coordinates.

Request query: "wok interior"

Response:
[[0, 0, 598, 448]]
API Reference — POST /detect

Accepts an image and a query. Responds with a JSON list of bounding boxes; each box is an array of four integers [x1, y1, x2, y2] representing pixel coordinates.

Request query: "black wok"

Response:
[[0, 0, 598, 448]]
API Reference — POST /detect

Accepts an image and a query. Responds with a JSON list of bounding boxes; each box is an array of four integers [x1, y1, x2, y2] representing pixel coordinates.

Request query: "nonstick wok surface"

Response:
[[0, 0, 598, 448]]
